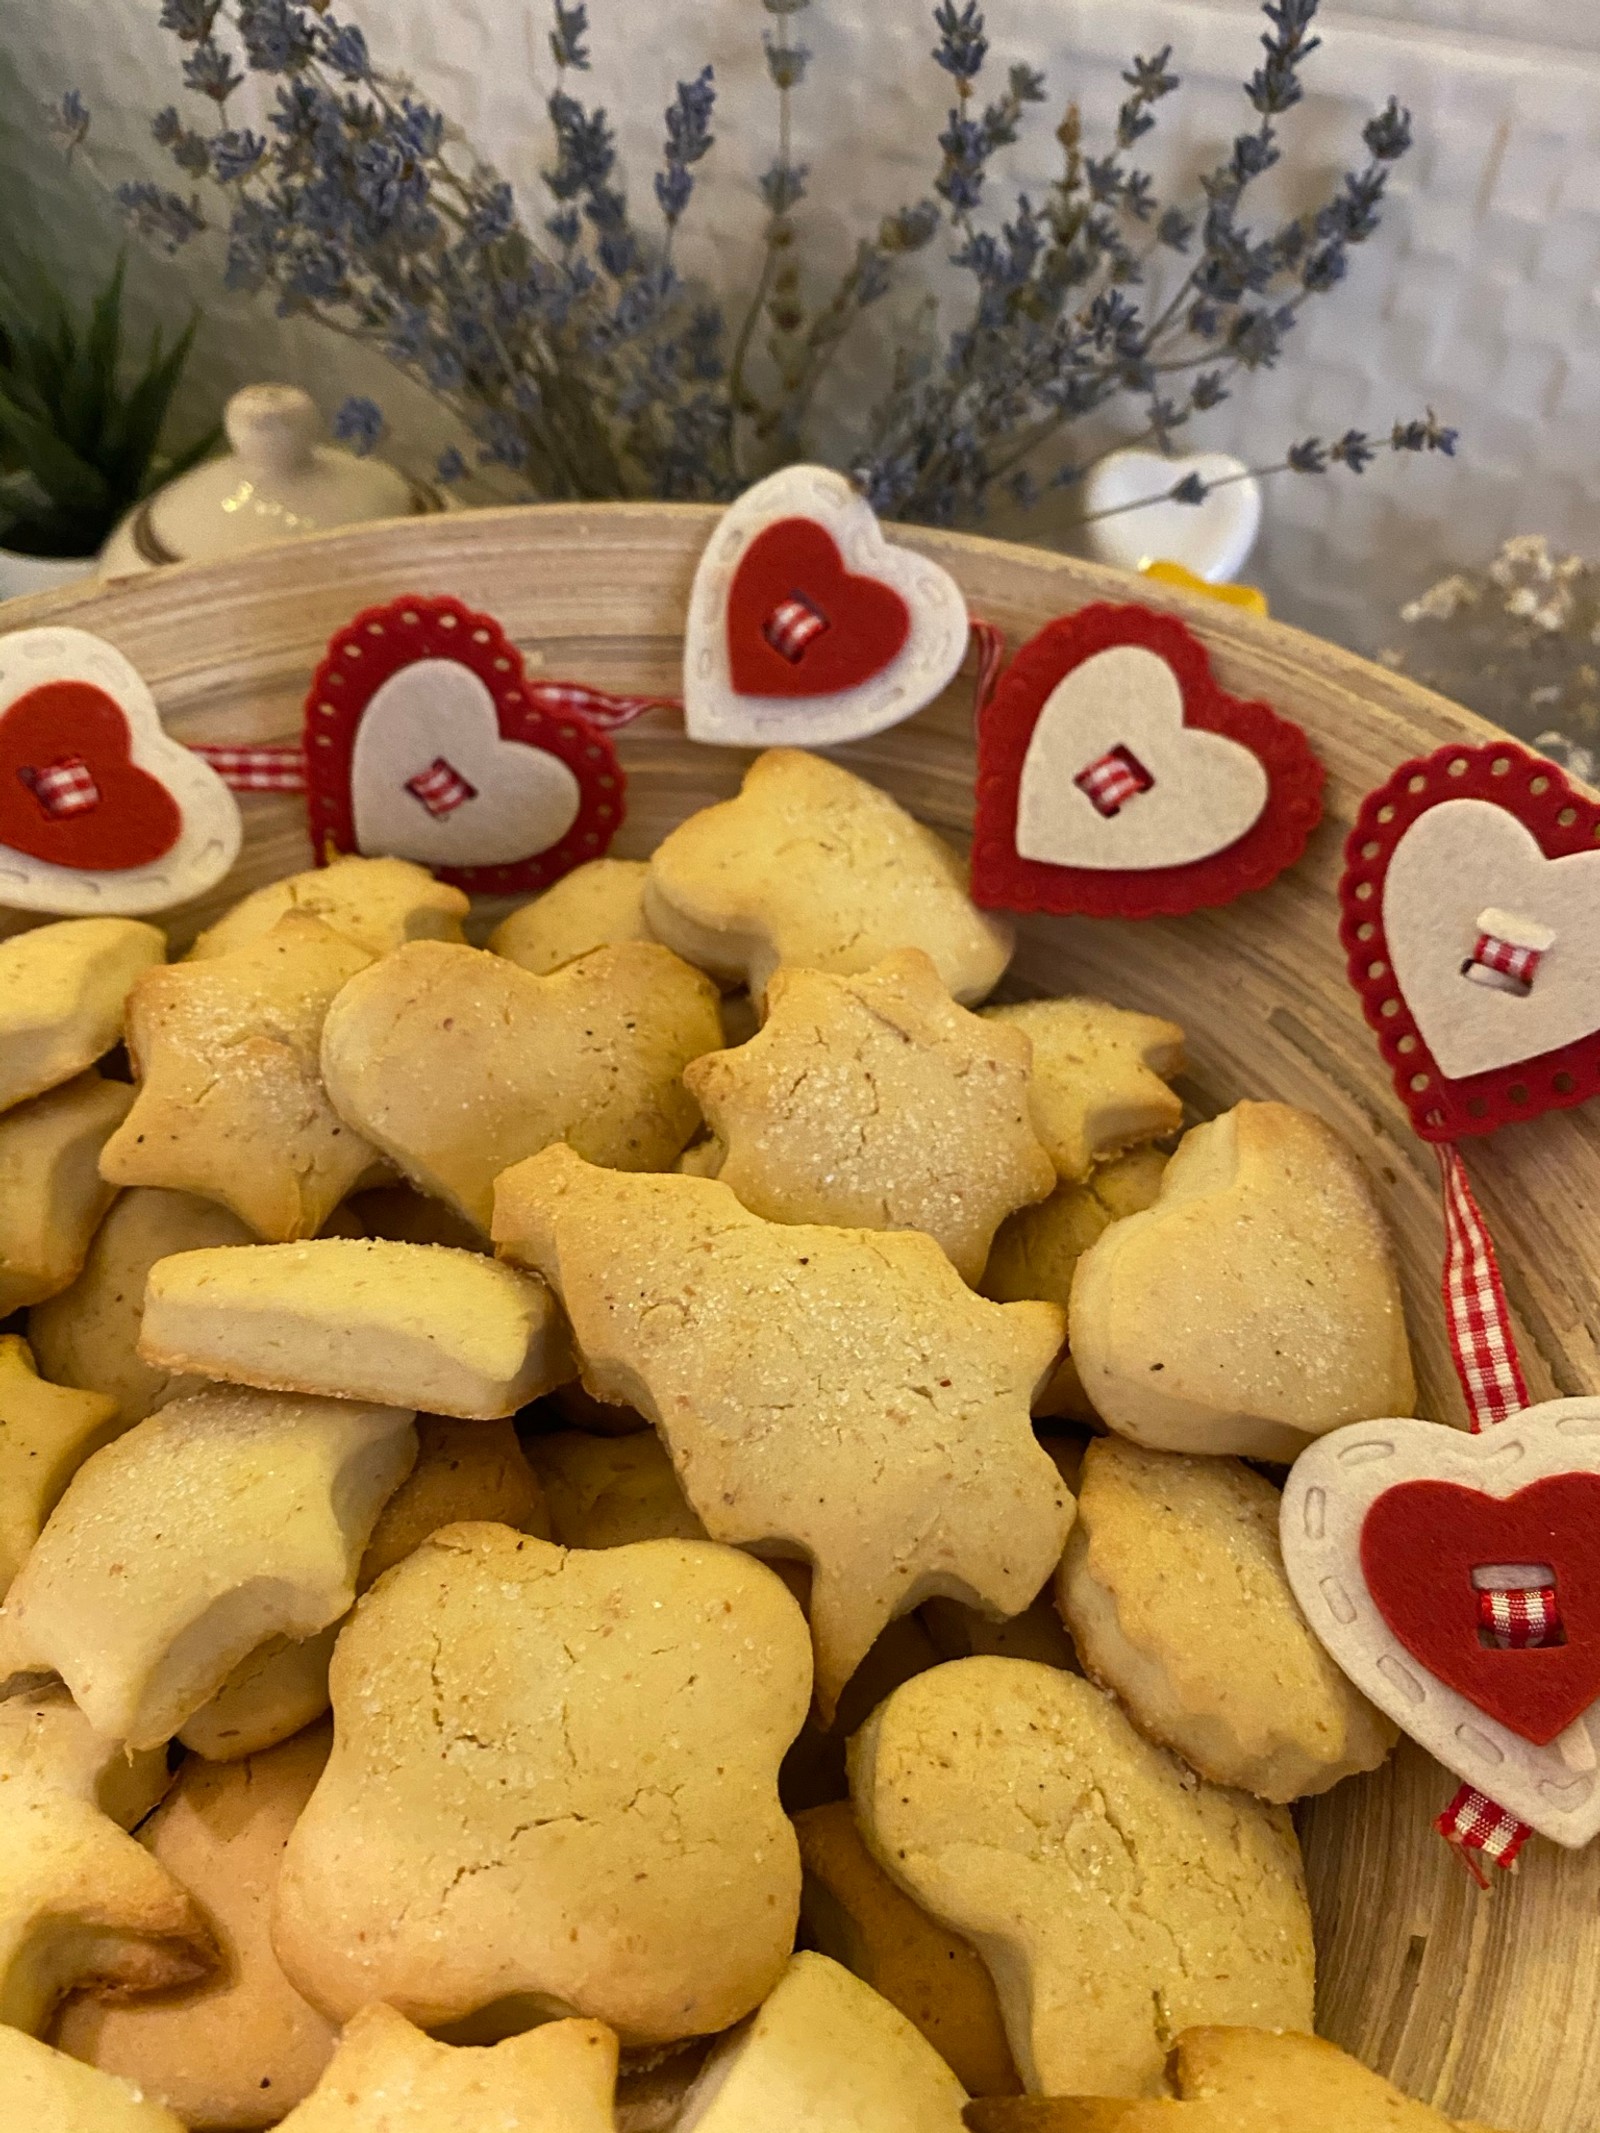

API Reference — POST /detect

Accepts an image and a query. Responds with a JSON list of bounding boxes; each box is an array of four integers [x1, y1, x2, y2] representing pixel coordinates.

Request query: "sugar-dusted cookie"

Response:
[[345, 1181, 487, 1251], [1, 1386, 416, 1748], [274, 2004, 618, 2132], [644, 749, 1013, 1003], [494, 1147, 1071, 1713], [273, 1526, 810, 2039], [0, 2027, 186, 2132], [359, 1415, 547, 1584], [0, 1687, 212, 2035], [57, 1726, 338, 2128], [528, 1428, 707, 1549], [851, 1658, 1314, 2097], [187, 853, 468, 962], [984, 1000, 1184, 1183], [1069, 1102, 1414, 1459], [488, 856, 656, 975], [320, 938, 721, 1231], [139, 1239, 571, 1421], [0, 1336, 119, 1595], [1058, 1437, 1396, 1801], [99, 912, 380, 1242], [179, 1623, 343, 1762], [675, 1951, 969, 2133], [796, 1802, 1019, 2098], [685, 950, 1055, 1283], [0, 1071, 133, 1314], [0, 916, 165, 1114]]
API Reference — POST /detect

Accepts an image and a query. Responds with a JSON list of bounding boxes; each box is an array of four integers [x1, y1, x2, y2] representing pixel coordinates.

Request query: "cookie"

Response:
[[28, 1187, 255, 1426], [0, 1336, 119, 1596], [56, 1726, 338, 2128], [674, 1951, 969, 2133], [796, 1801, 1019, 2097], [1068, 1102, 1414, 1459], [99, 912, 380, 1242], [320, 938, 721, 1231], [0, 1071, 133, 1314], [359, 1415, 548, 1584], [643, 749, 1013, 1003], [187, 853, 468, 961], [1, 1386, 416, 1748], [850, 1657, 1314, 2097], [494, 1146, 1072, 1713], [528, 1429, 707, 1549], [684, 950, 1055, 1283], [0, 916, 164, 1114], [0, 2027, 185, 2132], [983, 1001, 1184, 1183], [1057, 1436, 1397, 1801], [273, 2004, 618, 2132], [0, 1687, 212, 2035], [139, 1239, 571, 1421], [488, 856, 655, 974], [273, 1525, 810, 2039], [178, 1623, 343, 1762], [676, 1134, 727, 1178]]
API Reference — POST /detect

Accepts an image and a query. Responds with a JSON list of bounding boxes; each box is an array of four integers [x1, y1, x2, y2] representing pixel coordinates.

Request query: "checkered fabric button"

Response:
[[404, 757, 478, 817], [18, 756, 101, 817], [1073, 745, 1154, 818], [762, 594, 831, 663]]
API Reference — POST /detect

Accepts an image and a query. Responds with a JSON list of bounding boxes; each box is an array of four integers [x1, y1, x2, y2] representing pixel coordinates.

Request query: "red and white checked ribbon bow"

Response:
[[1074, 744, 1154, 819], [404, 756, 477, 817], [1478, 1584, 1562, 1650], [763, 594, 830, 662], [17, 756, 101, 817]]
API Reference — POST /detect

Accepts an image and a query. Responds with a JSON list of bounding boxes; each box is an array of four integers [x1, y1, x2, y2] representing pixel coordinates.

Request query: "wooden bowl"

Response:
[[6, 506, 1595, 2131]]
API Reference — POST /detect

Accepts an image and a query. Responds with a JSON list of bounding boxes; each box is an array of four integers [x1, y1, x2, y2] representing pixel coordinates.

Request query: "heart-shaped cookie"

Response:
[[684, 465, 970, 747], [971, 604, 1323, 918], [0, 627, 240, 916], [1340, 741, 1600, 1140], [303, 595, 623, 895], [1281, 1399, 1600, 1846]]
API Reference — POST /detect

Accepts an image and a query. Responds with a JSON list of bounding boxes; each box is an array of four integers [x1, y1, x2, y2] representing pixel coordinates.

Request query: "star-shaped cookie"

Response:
[[0, 1335, 120, 1595], [0, 1070, 133, 1314], [493, 1146, 1072, 1711], [685, 949, 1055, 1283], [984, 998, 1185, 1181]]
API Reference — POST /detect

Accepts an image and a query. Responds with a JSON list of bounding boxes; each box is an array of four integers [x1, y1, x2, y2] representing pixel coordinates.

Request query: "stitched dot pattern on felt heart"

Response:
[[0, 683, 181, 871], [727, 518, 911, 697]]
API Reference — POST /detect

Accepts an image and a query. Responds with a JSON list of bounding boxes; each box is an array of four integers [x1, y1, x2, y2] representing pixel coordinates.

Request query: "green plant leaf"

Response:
[[0, 383, 112, 521], [101, 312, 203, 501], [57, 252, 127, 462]]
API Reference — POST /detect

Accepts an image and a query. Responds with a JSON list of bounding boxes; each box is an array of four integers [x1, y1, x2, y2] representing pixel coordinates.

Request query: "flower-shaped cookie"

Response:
[[186, 854, 467, 961], [0, 916, 164, 1114], [493, 1147, 1072, 1711]]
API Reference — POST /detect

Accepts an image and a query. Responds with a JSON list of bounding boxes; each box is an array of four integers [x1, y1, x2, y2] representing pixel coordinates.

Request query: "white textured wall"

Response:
[[3, 0, 1599, 653]]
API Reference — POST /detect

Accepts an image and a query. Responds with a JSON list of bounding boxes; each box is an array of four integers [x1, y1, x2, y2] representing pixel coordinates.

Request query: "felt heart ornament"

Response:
[[0, 625, 240, 916], [1081, 448, 1262, 583], [683, 463, 970, 747], [303, 594, 624, 894], [1339, 740, 1600, 1141], [971, 603, 1324, 919], [1281, 1399, 1600, 1848]]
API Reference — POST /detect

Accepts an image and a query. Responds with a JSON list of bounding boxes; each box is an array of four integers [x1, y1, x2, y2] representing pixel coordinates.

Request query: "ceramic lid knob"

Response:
[[223, 384, 321, 477]]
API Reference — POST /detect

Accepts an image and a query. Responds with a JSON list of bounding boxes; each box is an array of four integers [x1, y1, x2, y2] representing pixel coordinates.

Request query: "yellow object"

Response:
[[1141, 559, 1268, 615]]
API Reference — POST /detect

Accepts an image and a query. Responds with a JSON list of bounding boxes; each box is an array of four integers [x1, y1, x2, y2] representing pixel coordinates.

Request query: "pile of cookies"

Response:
[[0, 746, 1510, 2130]]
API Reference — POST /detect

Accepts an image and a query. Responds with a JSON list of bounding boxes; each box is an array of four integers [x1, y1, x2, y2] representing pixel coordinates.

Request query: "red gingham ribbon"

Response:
[[404, 756, 477, 817], [969, 618, 1007, 720], [1074, 744, 1154, 819], [189, 743, 309, 793], [18, 756, 102, 816], [763, 594, 830, 663], [1436, 1783, 1534, 1889], [1478, 1584, 1562, 1650], [1468, 931, 1544, 991]]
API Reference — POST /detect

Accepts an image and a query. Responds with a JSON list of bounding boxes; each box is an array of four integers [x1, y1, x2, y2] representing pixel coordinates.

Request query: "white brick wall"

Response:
[[3, 0, 1598, 654]]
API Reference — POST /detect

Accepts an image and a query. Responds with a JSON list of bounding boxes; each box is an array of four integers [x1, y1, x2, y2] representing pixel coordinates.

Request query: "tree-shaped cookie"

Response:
[[272, 1526, 810, 2040], [493, 1147, 1072, 1711], [685, 950, 1055, 1283]]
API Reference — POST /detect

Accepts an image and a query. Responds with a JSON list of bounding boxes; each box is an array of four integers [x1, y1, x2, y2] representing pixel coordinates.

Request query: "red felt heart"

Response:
[[0, 681, 182, 871], [727, 517, 911, 698], [1362, 1473, 1600, 1745]]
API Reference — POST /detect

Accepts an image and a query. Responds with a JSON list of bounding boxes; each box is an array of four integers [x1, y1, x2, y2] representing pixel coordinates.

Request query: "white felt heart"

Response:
[[1014, 644, 1268, 870], [684, 464, 969, 748], [0, 624, 240, 917], [1081, 449, 1261, 583], [1383, 799, 1600, 1082], [351, 658, 582, 866], [1281, 1401, 1600, 1848]]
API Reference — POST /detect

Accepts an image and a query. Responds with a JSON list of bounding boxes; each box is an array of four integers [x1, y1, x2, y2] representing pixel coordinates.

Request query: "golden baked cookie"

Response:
[[851, 1658, 1314, 2097], [186, 853, 468, 961], [178, 1623, 343, 1762], [488, 856, 655, 973], [2, 1386, 416, 1748], [99, 912, 380, 1242], [494, 1146, 1072, 1714], [1057, 1436, 1397, 1801], [0, 1071, 133, 1314], [56, 1725, 338, 2128], [644, 748, 1013, 1004], [0, 2027, 186, 2132], [273, 1526, 810, 2040], [1068, 1102, 1414, 1459], [0, 1335, 119, 1596], [528, 1428, 707, 1549], [983, 1001, 1184, 1184], [0, 916, 164, 1114], [140, 1238, 571, 1420], [359, 1415, 548, 1584], [320, 938, 721, 1230], [685, 950, 1055, 1283]]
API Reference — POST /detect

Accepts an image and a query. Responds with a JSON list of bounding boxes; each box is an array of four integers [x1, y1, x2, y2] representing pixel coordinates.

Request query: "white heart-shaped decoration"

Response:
[[0, 624, 241, 916], [351, 659, 582, 866], [684, 464, 970, 748], [1081, 449, 1262, 583], [1015, 644, 1268, 870], [1281, 1401, 1600, 1847], [1383, 798, 1600, 1081]]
